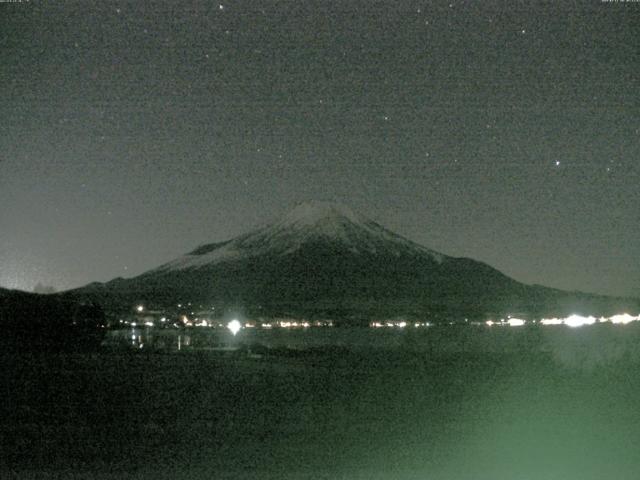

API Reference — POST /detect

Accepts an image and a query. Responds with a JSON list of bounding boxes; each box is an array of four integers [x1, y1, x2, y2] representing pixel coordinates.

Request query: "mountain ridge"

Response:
[[145, 201, 444, 274], [63, 201, 639, 321]]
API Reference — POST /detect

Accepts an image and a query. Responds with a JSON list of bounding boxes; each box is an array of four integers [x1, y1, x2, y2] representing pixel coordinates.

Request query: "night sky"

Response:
[[1, 0, 638, 297]]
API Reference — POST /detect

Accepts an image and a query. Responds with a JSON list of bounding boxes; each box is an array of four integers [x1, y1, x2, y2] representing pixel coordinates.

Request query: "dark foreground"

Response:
[[2, 345, 640, 479]]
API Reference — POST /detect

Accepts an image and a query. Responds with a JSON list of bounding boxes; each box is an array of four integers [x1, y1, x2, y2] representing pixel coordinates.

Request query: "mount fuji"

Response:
[[65, 201, 637, 322]]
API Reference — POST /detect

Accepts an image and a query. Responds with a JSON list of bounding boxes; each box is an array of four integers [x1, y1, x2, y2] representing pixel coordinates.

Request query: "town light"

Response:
[[227, 319, 242, 336], [609, 313, 637, 324], [507, 318, 525, 327], [540, 318, 563, 325], [564, 314, 596, 328]]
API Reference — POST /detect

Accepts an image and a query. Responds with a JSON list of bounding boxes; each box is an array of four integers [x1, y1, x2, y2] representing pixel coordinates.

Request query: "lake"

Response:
[[3, 324, 640, 479], [104, 322, 640, 369]]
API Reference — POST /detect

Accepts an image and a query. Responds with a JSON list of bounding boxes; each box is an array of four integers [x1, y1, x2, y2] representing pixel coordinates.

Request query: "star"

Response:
[[555, 160, 560, 166]]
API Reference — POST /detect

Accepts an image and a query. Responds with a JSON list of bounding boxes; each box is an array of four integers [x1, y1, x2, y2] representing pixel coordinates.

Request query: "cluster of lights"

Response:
[[127, 304, 639, 331], [267, 320, 333, 328], [205, 320, 332, 329], [370, 321, 431, 328], [124, 316, 334, 330], [277, 321, 309, 328], [485, 313, 640, 328], [127, 305, 337, 330]]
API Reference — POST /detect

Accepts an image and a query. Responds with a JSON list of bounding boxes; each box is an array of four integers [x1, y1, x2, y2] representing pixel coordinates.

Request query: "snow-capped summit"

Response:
[[152, 201, 444, 272], [275, 201, 366, 229]]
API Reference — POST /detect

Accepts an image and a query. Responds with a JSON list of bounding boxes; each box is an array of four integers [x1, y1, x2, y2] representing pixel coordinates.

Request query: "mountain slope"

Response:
[[149, 202, 444, 272], [65, 201, 638, 320]]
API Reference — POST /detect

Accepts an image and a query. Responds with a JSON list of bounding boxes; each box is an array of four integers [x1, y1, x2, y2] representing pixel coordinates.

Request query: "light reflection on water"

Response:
[[106, 326, 447, 352], [108, 328, 197, 351], [102, 323, 640, 368]]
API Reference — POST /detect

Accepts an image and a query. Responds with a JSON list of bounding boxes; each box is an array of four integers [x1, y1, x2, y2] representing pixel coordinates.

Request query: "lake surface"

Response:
[[104, 323, 640, 369], [4, 324, 640, 479]]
